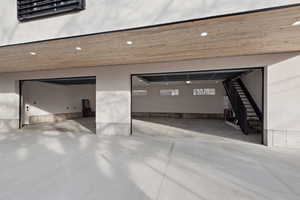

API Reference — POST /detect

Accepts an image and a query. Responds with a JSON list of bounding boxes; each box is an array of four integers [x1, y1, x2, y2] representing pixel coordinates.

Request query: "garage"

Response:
[[131, 68, 264, 144], [19, 76, 96, 134]]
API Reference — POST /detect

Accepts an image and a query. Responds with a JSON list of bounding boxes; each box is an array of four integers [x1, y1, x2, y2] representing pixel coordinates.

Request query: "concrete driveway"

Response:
[[0, 121, 300, 200]]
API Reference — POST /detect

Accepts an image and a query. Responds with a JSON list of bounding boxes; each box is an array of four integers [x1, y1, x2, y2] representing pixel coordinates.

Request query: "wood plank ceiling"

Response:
[[1, 5, 300, 73]]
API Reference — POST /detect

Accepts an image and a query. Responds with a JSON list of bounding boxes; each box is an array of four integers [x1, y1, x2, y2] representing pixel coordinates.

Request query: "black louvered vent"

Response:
[[17, 0, 86, 22]]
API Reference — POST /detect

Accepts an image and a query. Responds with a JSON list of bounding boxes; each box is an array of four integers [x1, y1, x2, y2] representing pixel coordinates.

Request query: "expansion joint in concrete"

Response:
[[155, 141, 175, 200]]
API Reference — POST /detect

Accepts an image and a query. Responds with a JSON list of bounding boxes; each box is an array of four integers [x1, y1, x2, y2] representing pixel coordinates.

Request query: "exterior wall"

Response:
[[241, 70, 263, 110], [1, 0, 299, 46], [266, 55, 300, 147], [0, 75, 19, 132], [22, 81, 95, 124], [132, 82, 225, 114], [1, 52, 300, 148]]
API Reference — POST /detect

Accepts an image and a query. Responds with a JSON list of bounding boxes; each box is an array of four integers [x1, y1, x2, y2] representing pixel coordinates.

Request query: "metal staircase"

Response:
[[223, 78, 262, 135]]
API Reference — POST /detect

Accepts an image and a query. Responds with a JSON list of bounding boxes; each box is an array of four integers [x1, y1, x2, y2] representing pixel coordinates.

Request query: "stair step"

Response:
[[249, 121, 262, 125], [247, 112, 256, 115], [247, 116, 257, 119]]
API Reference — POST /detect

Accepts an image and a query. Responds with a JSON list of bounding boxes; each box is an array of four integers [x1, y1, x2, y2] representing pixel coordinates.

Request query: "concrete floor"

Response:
[[0, 118, 300, 200], [133, 118, 262, 144]]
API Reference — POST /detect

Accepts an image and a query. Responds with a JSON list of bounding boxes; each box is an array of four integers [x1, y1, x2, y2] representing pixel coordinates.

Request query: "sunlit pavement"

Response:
[[0, 121, 300, 200]]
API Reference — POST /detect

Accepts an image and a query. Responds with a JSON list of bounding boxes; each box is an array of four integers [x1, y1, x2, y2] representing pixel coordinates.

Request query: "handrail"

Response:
[[223, 80, 249, 134], [237, 79, 263, 121]]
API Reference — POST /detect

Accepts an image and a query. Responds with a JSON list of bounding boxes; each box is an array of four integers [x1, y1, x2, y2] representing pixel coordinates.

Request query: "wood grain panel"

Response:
[[1, 5, 300, 73]]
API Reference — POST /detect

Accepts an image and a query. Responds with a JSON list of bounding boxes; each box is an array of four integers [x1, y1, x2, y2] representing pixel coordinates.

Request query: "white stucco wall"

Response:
[[266, 55, 300, 147], [0, 0, 299, 46], [23, 81, 96, 120], [132, 82, 226, 114], [0, 75, 19, 132]]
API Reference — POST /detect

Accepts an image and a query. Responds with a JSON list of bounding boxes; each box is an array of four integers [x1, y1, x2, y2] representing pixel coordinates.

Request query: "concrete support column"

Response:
[[0, 76, 20, 132], [265, 55, 300, 147], [96, 68, 131, 136]]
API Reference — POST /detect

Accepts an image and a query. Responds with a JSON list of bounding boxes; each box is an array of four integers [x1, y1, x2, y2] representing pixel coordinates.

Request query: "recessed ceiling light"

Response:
[[186, 80, 191, 84], [126, 41, 133, 45], [75, 46, 82, 51], [292, 21, 300, 26], [201, 32, 208, 37], [30, 52, 36, 56]]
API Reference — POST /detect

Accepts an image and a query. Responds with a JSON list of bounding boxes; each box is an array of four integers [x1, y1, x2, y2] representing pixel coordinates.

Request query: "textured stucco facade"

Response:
[[1, 0, 300, 46]]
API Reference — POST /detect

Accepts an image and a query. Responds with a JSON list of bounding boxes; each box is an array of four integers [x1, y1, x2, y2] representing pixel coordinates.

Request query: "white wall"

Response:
[[266, 56, 300, 147], [0, 0, 299, 46], [241, 70, 263, 110], [132, 82, 225, 114], [23, 81, 95, 120], [0, 75, 19, 132]]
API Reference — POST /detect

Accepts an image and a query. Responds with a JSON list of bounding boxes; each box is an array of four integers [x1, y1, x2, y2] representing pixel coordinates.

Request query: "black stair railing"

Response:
[[236, 79, 263, 121], [223, 80, 250, 135]]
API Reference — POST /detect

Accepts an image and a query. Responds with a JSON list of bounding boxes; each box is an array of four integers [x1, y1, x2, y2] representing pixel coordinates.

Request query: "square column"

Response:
[[96, 69, 131, 136]]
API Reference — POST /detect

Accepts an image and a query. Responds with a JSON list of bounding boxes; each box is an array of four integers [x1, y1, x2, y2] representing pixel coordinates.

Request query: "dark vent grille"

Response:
[[17, 0, 85, 22]]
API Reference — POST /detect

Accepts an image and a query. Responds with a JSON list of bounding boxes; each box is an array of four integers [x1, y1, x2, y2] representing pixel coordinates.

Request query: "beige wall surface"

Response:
[[22, 81, 96, 120], [1, 52, 300, 147], [0, 75, 19, 132], [1, 0, 299, 46], [266, 55, 300, 147], [132, 82, 226, 114]]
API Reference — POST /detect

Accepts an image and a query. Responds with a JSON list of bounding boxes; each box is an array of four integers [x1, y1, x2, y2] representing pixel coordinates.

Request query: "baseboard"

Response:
[[265, 129, 300, 148], [132, 112, 224, 120]]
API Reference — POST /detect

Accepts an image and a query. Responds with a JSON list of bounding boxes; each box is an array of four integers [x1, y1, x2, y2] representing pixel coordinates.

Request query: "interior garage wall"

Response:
[[1, 0, 299, 46], [132, 82, 225, 114], [241, 70, 263, 110], [23, 81, 95, 124]]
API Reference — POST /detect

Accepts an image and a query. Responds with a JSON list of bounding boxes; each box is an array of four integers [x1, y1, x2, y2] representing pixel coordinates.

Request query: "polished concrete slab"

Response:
[[133, 118, 262, 144], [0, 119, 299, 200]]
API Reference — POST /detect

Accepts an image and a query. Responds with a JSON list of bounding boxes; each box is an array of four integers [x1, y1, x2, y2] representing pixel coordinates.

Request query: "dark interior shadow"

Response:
[[73, 117, 96, 134]]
